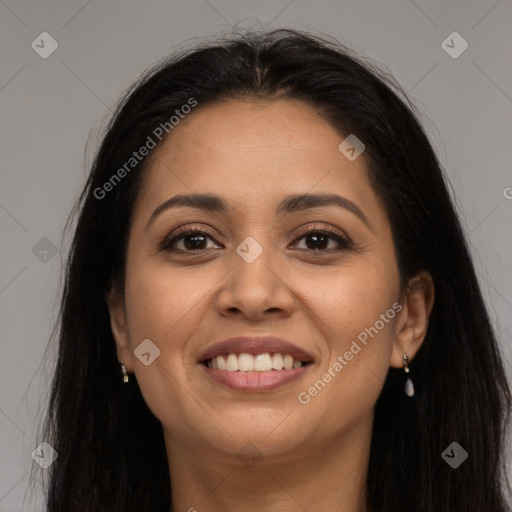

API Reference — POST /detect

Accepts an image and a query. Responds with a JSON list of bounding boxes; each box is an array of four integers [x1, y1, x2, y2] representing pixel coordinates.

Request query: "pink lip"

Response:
[[202, 364, 311, 392], [197, 336, 314, 363]]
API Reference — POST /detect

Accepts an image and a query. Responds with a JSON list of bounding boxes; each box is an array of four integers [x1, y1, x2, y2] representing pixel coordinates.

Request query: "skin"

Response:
[[108, 98, 434, 512]]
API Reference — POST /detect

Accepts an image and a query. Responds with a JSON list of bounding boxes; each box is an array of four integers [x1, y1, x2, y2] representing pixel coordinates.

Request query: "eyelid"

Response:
[[172, 224, 217, 239], [292, 223, 350, 242]]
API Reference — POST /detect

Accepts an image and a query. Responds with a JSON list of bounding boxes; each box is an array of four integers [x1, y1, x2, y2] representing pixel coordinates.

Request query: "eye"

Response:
[[159, 226, 222, 253], [291, 225, 352, 252], [159, 224, 352, 254]]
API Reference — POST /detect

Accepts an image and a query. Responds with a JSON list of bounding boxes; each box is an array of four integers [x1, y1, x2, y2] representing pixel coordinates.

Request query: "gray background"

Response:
[[1, 1, 511, 510]]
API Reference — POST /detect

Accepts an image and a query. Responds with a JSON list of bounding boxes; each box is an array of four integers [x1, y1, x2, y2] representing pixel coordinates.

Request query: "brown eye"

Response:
[[160, 227, 222, 253], [292, 227, 352, 252]]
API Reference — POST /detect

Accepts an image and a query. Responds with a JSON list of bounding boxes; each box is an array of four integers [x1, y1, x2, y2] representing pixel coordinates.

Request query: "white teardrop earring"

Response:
[[403, 354, 414, 397], [121, 360, 129, 384]]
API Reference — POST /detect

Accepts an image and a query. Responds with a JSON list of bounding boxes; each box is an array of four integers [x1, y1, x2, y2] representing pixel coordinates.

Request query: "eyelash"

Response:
[[159, 224, 352, 254]]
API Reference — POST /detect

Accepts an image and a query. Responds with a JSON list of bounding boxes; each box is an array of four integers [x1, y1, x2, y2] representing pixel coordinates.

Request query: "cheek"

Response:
[[121, 263, 215, 433], [290, 257, 399, 415], [122, 256, 206, 358], [123, 247, 220, 341], [293, 253, 399, 342]]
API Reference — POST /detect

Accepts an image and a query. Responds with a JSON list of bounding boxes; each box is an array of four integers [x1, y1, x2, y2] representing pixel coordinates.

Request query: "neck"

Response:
[[165, 414, 372, 512]]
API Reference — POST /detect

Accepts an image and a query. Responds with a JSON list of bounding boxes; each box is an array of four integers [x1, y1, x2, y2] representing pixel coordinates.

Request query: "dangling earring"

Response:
[[121, 360, 129, 384], [403, 354, 414, 397]]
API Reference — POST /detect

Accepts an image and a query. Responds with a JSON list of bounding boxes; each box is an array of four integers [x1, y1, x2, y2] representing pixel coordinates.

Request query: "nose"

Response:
[[215, 243, 295, 321]]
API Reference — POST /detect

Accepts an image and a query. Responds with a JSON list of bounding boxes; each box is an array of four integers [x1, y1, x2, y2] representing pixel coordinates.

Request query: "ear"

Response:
[[390, 271, 435, 368], [106, 285, 134, 372]]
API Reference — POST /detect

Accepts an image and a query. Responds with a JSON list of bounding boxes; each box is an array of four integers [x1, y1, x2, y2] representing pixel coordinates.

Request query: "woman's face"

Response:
[[109, 98, 410, 463]]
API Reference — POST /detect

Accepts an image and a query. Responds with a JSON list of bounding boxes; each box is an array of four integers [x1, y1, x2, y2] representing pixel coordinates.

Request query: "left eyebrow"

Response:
[[275, 193, 372, 231], [146, 192, 372, 232]]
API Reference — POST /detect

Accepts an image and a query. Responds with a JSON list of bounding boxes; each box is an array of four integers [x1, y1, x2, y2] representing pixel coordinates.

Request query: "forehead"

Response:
[[133, 99, 386, 226]]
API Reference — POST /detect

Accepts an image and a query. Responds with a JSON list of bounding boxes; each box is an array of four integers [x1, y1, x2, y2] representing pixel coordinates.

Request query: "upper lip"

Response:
[[198, 336, 314, 363]]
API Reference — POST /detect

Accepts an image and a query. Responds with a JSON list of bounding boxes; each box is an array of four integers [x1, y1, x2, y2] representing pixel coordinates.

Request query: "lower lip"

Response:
[[201, 364, 311, 392]]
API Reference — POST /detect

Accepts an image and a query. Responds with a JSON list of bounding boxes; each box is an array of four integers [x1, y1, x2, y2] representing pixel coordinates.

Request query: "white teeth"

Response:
[[283, 354, 294, 370], [207, 352, 307, 372], [254, 353, 272, 371], [238, 353, 254, 371], [226, 353, 238, 372], [216, 355, 226, 370], [272, 353, 284, 370]]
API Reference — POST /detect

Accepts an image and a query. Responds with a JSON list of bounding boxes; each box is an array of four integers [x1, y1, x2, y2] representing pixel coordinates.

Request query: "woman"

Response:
[[39, 29, 511, 511]]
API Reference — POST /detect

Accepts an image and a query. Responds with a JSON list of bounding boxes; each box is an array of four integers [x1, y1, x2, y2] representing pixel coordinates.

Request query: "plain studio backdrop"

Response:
[[0, 1, 511, 510]]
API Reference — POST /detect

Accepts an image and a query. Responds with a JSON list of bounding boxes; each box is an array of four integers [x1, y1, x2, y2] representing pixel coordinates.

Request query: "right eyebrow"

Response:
[[146, 193, 229, 230]]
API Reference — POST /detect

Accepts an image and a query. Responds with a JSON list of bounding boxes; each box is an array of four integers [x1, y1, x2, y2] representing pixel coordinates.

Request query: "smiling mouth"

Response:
[[202, 352, 314, 372]]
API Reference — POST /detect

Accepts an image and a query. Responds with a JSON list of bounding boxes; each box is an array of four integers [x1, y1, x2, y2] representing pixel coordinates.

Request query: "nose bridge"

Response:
[[231, 210, 276, 263], [232, 232, 279, 287], [217, 228, 293, 317]]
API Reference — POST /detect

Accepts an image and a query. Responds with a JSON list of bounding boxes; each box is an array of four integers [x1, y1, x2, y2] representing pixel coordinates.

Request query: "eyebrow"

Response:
[[146, 192, 372, 231]]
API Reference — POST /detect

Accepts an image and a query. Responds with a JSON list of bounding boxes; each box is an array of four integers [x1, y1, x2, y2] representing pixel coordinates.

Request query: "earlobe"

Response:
[[106, 286, 134, 370], [390, 271, 435, 368]]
